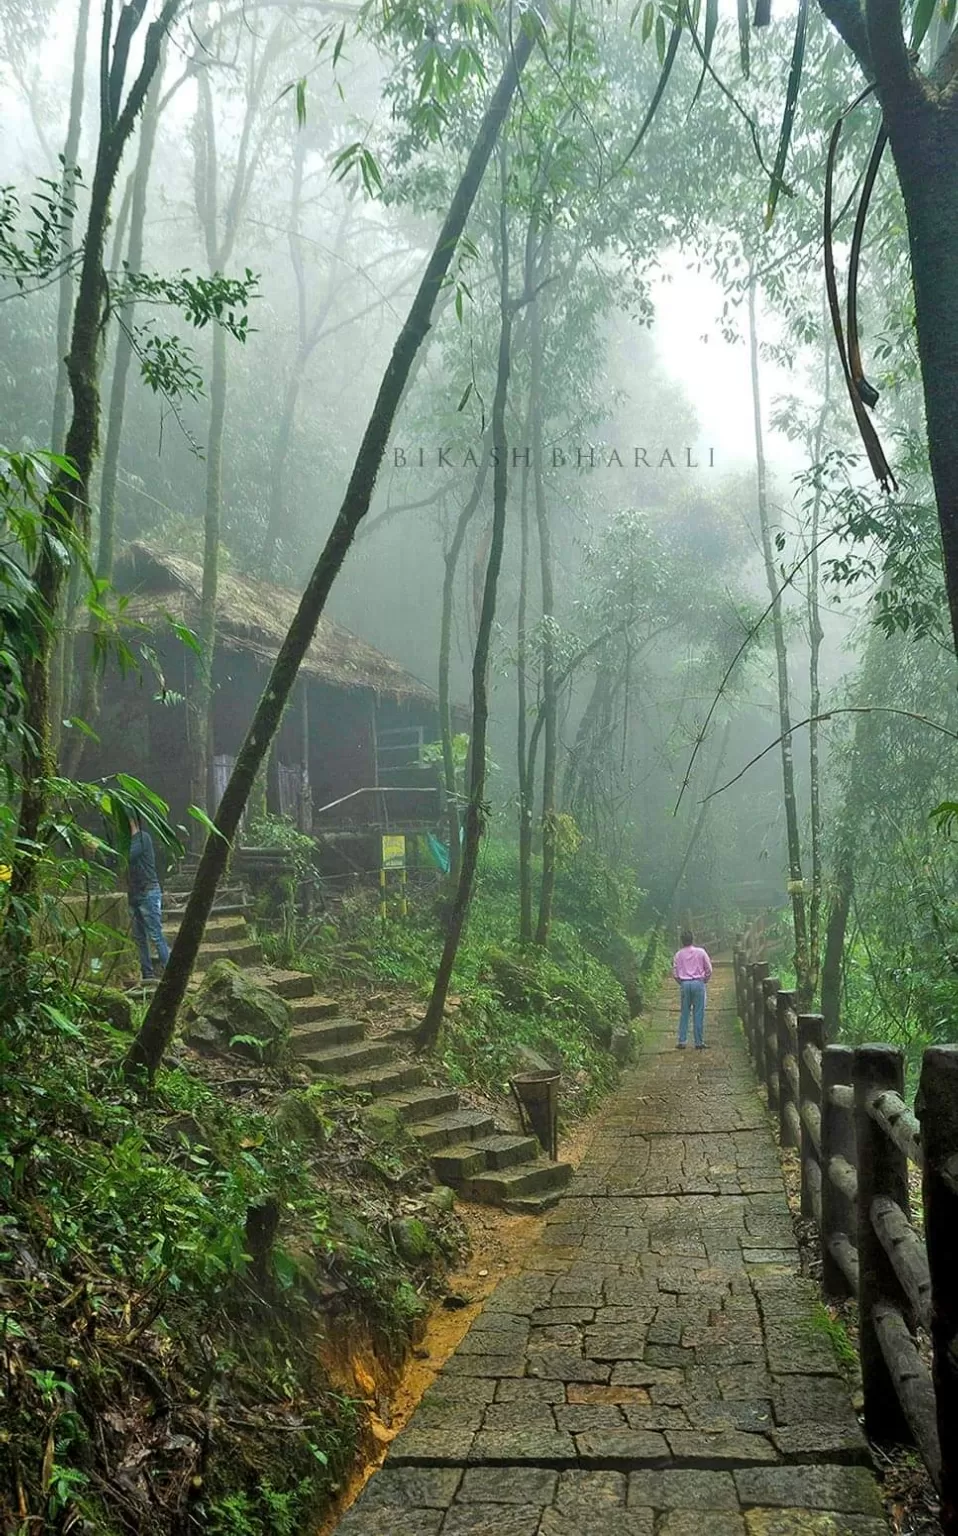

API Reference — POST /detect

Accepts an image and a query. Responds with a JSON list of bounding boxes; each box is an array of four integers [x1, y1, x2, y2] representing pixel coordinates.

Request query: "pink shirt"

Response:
[[673, 945, 712, 983]]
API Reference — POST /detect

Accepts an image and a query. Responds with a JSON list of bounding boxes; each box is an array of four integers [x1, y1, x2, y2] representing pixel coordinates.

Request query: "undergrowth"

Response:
[[0, 983, 460, 1534], [264, 838, 653, 1111]]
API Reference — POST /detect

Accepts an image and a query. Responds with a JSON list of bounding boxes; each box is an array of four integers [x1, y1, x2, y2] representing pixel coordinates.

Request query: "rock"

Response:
[[611, 1025, 636, 1065], [273, 1087, 329, 1144], [79, 984, 133, 1032], [182, 1017, 225, 1055], [362, 1101, 407, 1142], [515, 1045, 555, 1075], [182, 959, 290, 1065], [424, 1185, 456, 1213], [389, 1216, 435, 1266]]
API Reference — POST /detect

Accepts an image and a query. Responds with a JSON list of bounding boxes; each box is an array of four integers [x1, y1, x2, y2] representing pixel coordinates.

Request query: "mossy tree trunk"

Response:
[[125, 22, 536, 1076]]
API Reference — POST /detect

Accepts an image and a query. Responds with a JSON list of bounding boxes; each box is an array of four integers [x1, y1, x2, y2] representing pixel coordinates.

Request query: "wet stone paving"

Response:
[[333, 963, 887, 1536]]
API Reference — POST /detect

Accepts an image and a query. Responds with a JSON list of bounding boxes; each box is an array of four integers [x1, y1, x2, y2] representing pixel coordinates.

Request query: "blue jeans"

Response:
[[129, 887, 170, 978], [678, 979, 706, 1047]]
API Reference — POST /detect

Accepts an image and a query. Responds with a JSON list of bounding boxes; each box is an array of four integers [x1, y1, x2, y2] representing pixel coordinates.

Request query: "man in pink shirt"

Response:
[[672, 928, 713, 1049]]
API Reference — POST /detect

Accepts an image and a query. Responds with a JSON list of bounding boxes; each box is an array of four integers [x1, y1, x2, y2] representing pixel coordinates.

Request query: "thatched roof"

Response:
[[114, 544, 438, 706]]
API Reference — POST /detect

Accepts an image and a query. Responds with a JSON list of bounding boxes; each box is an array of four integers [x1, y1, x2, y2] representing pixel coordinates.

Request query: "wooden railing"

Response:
[[733, 936, 958, 1533]]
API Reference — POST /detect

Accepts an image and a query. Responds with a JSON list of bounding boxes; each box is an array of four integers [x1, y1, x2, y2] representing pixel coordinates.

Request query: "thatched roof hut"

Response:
[[115, 543, 436, 705]]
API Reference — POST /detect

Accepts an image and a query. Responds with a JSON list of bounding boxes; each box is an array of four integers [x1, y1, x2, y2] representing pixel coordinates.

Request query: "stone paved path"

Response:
[[333, 963, 888, 1536]]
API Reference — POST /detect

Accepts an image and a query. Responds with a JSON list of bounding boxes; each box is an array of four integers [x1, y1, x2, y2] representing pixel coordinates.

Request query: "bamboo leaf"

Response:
[[655, 11, 667, 60], [295, 78, 307, 128], [457, 381, 473, 411], [910, 0, 937, 47], [765, 0, 808, 226], [641, 2, 655, 41], [188, 804, 228, 841], [619, 12, 683, 169]]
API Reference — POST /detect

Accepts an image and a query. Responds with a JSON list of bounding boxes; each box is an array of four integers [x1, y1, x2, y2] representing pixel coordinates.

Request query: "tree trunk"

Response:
[[124, 23, 535, 1076], [806, 341, 829, 996], [439, 438, 492, 883], [748, 278, 810, 1001], [66, 58, 165, 775], [415, 154, 514, 1052], [862, 45, 958, 665], [50, 0, 91, 455], [531, 294, 558, 948], [191, 319, 227, 823], [7, 0, 181, 943], [516, 429, 534, 944]]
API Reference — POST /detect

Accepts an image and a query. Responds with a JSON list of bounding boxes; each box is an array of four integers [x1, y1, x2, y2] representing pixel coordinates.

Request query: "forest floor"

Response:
[[328, 965, 889, 1536]]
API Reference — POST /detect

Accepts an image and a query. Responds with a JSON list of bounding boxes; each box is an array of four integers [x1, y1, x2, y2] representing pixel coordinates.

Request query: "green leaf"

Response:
[[167, 617, 201, 657], [910, 0, 937, 48], [655, 11, 667, 60], [187, 804, 228, 841], [620, 13, 683, 167], [61, 715, 100, 741], [295, 78, 307, 128], [457, 381, 473, 411], [641, 3, 655, 41], [765, 0, 808, 227], [332, 22, 347, 65]]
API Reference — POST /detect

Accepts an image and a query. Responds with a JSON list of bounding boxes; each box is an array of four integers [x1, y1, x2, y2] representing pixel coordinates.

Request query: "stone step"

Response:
[[193, 940, 262, 972], [300, 1039, 394, 1077], [166, 900, 252, 921], [501, 1190, 567, 1215], [290, 1018, 366, 1052], [165, 916, 249, 945], [461, 1160, 573, 1204], [286, 995, 341, 1024], [472, 1133, 542, 1170], [430, 1134, 542, 1185], [411, 1110, 497, 1152], [255, 969, 315, 1000], [334, 1061, 426, 1096], [378, 1085, 460, 1125]]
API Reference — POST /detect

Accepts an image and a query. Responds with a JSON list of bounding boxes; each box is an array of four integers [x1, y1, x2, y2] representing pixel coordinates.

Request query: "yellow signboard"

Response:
[[382, 834, 406, 870]]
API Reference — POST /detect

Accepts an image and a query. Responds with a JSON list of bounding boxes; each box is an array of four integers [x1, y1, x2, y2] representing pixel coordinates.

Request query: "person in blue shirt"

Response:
[[126, 814, 170, 982]]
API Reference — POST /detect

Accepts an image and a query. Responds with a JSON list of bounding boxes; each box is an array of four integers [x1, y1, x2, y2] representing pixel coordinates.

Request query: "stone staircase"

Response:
[[165, 870, 572, 1212]]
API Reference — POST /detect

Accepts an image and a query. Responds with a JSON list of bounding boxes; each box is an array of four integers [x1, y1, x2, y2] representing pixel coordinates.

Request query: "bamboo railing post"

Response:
[[821, 1044, 856, 1298], [763, 976, 781, 1111], [854, 1043, 913, 1444], [797, 1014, 824, 1222], [918, 1045, 958, 1534], [734, 947, 745, 1024], [776, 990, 800, 1149]]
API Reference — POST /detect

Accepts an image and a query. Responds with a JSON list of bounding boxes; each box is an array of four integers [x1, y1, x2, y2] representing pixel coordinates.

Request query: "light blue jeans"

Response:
[[129, 887, 170, 978], [678, 979, 706, 1047]]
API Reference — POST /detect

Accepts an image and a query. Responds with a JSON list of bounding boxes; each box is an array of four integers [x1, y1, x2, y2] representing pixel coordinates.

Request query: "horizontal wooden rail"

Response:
[[734, 928, 958, 1529]]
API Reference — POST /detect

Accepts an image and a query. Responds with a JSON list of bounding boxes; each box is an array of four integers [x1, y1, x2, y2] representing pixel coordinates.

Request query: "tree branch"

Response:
[[817, 0, 873, 75], [705, 706, 958, 802]]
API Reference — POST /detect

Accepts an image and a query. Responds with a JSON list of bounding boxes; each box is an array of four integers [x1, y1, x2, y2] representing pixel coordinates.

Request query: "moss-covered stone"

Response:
[[361, 1101, 408, 1143], [182, 959, 291, 1064], [78, 983, 133, 1032], [274, 1087, 329, 1144], [389, 1216, 435, 1265]]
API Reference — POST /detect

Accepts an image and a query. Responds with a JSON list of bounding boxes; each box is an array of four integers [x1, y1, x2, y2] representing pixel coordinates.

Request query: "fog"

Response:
[[1, 0, 947, 932]]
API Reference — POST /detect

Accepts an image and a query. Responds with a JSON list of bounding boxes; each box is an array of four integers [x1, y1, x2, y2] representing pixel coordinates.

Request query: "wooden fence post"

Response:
[[734, 948, 745, 1024], [749, 961, 769, 1066], [918, 1045, 958, 1535], [797, 1014, 824, 1222], [821, 1044, 856, 1298], [776, 990, 800, 1149], [763, 977, 781, 1112], [854, 1043, 913, 1444]]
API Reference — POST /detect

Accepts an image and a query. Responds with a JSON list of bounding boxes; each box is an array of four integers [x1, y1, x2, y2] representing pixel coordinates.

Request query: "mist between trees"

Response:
[[3, 0, 958, 1521]]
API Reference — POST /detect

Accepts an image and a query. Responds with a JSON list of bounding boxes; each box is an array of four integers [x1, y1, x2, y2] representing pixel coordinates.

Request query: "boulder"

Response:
[[361, 1101, 407, 1143], [273, 1087, 329, 1145], [388, 1216, 435, 1266], [182, 959, 290, 1065], [514, 1044, 555, 1075], [424, 1185, 456, 1213], [79, 984, 133, 1032]]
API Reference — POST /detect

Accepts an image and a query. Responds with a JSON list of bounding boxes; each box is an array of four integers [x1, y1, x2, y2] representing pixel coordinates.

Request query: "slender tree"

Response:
[[125, 17, 538, 1076], [748, 276, 811, 1001]]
